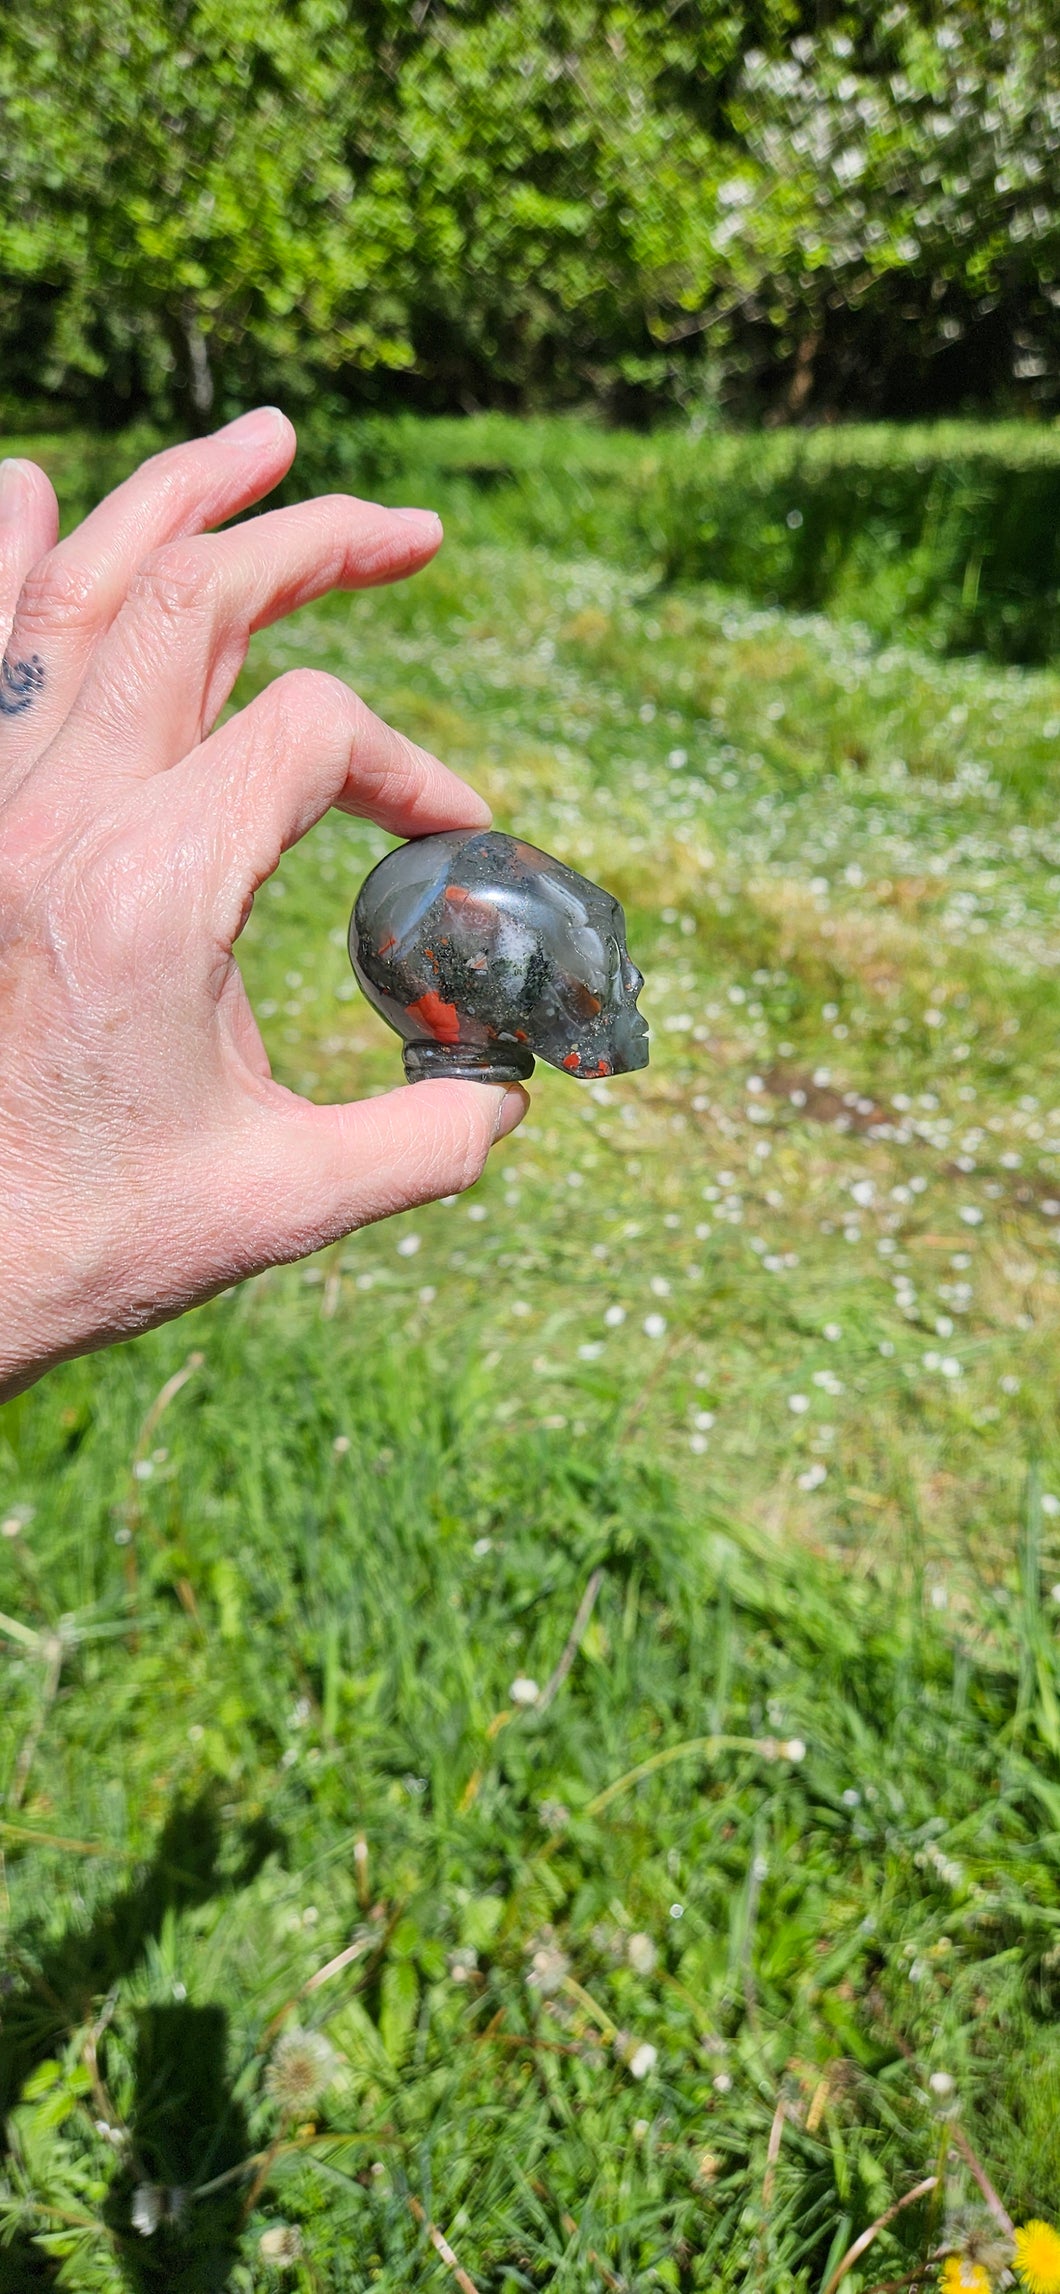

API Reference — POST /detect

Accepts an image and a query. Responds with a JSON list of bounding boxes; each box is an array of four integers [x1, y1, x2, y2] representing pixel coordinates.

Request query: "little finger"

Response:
[[0, 459, 59, 740]]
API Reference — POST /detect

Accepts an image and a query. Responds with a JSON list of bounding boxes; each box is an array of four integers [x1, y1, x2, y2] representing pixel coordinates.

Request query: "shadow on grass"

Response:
[[1, 1789, 282, 2291], [102, 2004, 250, 2292]]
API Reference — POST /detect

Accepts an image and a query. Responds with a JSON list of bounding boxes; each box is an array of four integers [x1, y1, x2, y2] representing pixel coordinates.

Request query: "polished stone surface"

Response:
[[350, 829, 649, 1084]]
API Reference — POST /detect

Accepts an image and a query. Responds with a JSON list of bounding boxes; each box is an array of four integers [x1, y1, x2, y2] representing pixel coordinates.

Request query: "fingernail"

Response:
[[0, 458, 33, 513], [392, 506, 443, 532], [493, 1085, 530, 1141], [228, 406, 291, 444]]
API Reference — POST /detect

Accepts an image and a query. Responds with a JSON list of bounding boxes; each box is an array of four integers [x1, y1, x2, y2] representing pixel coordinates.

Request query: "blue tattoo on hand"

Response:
[[0, 653, 44, 716]]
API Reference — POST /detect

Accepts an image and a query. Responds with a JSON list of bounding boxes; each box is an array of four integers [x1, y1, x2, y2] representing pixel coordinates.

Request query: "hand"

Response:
[[0, 410, 527, 1399]]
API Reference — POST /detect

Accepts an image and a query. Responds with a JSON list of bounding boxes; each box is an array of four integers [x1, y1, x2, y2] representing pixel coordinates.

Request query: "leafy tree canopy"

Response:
[[1, 0, 1057, 424]]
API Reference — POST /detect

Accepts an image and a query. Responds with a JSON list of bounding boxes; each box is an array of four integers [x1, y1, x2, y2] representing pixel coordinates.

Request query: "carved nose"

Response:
[[622, 955, 644, 997]]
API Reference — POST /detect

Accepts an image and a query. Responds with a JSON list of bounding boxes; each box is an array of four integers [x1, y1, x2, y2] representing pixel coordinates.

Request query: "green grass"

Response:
[[11, 412, 1060, 662], [4, 426, 1060, 2289]]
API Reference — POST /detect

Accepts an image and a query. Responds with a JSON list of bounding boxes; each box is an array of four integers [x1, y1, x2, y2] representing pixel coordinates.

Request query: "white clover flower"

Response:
[[604, 1304, 626, 1327], [788, 1393, 810, 1415], [627, 2041, 658, 2080], [396, 1232, 421, 1256], [131, 2187, 164, 2238], [643, 1314, 667, 1339], [509, 1676, 540, 1707], [627, 1933, 657, 1976]]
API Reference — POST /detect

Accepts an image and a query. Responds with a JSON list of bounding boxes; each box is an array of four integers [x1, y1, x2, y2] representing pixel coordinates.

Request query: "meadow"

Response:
[[2, 421, 1060, 2291]]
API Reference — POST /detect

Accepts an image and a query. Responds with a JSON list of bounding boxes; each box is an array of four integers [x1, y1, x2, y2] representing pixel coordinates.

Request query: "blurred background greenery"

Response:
[[3, 0, 1060, 434], [5, 7, 1060, 2292]]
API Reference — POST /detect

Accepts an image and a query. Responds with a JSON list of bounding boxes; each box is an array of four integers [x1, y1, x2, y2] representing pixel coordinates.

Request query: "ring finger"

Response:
[[0, 409, 295, 778]]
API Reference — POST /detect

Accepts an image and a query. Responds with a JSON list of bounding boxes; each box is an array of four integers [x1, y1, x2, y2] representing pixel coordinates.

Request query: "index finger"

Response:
[[174, 668, 490, 934]]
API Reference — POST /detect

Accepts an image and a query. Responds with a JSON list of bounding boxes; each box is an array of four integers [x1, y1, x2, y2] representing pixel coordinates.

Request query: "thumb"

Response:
[[237, 1077, 529, 1263]]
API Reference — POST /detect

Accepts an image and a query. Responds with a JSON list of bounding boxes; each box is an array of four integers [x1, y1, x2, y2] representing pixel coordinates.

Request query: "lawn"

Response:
[[3, 424, 1060, 2291]]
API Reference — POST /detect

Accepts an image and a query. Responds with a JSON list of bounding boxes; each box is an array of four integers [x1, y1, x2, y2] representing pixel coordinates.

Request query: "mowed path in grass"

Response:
[[240, 534, 1060, 1593]]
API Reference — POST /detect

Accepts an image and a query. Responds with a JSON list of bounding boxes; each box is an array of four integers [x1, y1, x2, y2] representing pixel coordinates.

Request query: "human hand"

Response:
[[0, 411, 527, 1399]]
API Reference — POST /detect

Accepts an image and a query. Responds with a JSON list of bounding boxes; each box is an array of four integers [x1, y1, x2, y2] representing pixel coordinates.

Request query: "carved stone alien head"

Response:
[[350, 829, 649, 1084]]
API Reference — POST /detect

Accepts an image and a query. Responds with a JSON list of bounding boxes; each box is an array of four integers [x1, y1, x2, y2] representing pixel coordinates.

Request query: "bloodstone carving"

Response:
[[349, 829, 649, 1084]]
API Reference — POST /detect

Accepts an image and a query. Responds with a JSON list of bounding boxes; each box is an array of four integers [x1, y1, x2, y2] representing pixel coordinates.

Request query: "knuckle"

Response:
[[260, 668, 357, 770], [274, 665, 350, 723], [15, 550, 98, 637], [129, 540, 217, 621], [372, 730, 422, 810], [449, 1096, 495, 1194]]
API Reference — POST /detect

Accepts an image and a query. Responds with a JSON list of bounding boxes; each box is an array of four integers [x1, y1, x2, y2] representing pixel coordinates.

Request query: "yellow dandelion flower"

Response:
[[1014, 2222, 1060, 2294], [940, 2255, 992, 2294]]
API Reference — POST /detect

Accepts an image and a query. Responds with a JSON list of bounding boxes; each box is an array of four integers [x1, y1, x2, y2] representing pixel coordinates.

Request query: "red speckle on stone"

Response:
[[408, 990, 462, 1044], [377, 935, 397, 955], [562, 1049, 581, 1072]]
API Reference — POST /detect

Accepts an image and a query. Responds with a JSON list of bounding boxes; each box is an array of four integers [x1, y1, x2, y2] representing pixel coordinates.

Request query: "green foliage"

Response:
[[3, 0, 1060, 423]]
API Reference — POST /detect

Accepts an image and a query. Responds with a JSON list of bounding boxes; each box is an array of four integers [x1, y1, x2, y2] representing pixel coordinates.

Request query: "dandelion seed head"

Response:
[[259, 2223, 304, 2268], [265, 2028, 338, 2113], [526, 1942, 570, 1994]]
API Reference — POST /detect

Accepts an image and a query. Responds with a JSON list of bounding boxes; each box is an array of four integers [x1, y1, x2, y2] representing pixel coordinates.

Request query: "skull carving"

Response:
[[349, 829, 649, 1084]]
